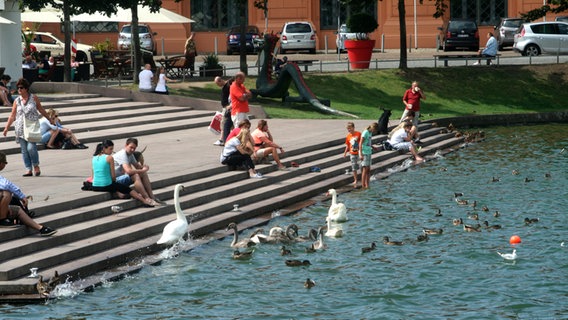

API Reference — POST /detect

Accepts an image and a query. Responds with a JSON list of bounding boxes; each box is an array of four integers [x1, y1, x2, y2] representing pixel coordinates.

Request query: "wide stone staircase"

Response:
[[0, 91, 464, 301]]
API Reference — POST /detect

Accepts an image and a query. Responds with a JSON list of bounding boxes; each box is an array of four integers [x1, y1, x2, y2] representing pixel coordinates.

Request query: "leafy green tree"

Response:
[[521, 0, 568, 21]]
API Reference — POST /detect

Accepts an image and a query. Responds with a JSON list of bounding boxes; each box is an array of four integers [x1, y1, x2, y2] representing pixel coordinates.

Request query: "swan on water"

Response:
[[313, 227, 328, 250], [325, 216, 343, 238], [226, 222, 256, 248], [157, 184, 188, 245], [326, 189, 348, 222]]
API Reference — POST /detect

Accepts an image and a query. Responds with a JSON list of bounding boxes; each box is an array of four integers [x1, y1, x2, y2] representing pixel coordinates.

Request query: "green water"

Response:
[[2, 124, 567, 320]]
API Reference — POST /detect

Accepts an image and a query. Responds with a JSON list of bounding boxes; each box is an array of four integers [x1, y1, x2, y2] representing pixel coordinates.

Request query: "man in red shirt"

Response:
[[229, 72, 252, 127], [401, 81, 425, 126]]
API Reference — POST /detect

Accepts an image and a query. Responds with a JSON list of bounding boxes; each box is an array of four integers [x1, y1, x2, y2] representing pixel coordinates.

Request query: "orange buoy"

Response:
[[509, 235, 522, 244]]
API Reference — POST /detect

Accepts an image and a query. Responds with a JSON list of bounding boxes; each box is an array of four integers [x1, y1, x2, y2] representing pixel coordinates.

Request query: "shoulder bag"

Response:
[[23, 116, 42, 143]]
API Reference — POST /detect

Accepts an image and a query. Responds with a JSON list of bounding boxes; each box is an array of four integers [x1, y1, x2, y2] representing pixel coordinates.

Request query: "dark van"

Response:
[[438, 19, 480, 51]]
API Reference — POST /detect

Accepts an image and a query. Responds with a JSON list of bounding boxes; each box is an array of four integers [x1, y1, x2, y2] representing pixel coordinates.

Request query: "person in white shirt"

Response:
[[154, 67, 173, 95], [387, 121, 423, 162], [138, 64, 154, 92]]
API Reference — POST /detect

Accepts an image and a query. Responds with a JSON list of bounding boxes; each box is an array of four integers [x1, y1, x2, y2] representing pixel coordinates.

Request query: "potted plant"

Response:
[[344, 13, 379, 69], [199, 53, 224, 77]]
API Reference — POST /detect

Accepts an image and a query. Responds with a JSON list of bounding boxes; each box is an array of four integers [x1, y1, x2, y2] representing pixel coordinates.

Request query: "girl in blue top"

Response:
[[360, 123, 379, 189], [91, 140, 154, 207]]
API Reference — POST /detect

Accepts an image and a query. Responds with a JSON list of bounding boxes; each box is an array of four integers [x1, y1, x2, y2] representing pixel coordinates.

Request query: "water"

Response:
[[2, 124, 567, 319]]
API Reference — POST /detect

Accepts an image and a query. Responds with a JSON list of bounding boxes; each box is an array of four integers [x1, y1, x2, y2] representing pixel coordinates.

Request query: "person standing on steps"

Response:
[[401, 81, 425, 127], [343, 122, 362, 188], [2, 78, 49, 177], [229, 72, 252, 127], [213, 76, 234, 146]]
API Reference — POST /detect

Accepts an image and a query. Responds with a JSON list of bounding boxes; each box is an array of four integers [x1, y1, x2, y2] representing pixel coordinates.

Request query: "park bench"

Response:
[[157, 55, 189, 78], [288, 59, 319, 72], [433, 53, 501, 67]]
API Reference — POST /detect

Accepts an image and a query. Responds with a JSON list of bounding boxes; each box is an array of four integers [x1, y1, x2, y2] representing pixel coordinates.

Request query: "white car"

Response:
[[513, 21, 568, 56], [21, 31, 93, 62], [280, 21, 317, 54], [117, 24, 156, 55]]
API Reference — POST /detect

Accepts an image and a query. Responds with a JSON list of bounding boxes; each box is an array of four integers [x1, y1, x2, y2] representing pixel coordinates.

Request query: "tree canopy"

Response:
[[521, 0, 568, 21]]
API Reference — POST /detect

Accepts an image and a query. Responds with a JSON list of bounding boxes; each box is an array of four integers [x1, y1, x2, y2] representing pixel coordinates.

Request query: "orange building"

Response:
[[25, 0, 559, 56]]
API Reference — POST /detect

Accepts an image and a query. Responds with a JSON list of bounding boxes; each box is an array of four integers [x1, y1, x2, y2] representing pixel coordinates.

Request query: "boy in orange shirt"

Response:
[[343, 122, 362, 188]]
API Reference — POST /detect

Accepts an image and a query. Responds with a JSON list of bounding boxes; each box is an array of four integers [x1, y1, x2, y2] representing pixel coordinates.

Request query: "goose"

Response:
[[483, 220, 502, 230], [325, 216, 344, 238], [497, 249, 517, 260], [361, 242, 377, 253], [225, 222, 256, 248], [280, 246, 292, 256], [423, 228, 443, 235], [304, 278, 316, 289], [383, 236, 404, 246], [326, 189, 348, 222], [157, 184, 188, 245], [463, 223, 481, 232], [285, 259, 311, 267], [524, 217, 539, 225], [313, 227, 328, 250], [232, 249, 254, 260]]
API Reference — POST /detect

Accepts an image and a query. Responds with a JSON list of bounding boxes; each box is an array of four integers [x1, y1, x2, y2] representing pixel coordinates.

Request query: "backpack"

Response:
[[382, 141, 393, 151]]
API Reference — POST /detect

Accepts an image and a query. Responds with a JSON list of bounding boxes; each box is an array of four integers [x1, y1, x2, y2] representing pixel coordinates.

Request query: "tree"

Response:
[[521, 0, 568, 21]]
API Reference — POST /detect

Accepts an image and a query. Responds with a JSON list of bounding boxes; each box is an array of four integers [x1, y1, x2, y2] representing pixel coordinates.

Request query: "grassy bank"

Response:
[[169, 64, 568, 120]]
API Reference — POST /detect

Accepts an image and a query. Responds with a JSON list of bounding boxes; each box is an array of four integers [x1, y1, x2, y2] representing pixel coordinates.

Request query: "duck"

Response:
[[470, 200, 477, 210], [423, 228, 443, 235], [325, 216, 344, 238], [304, 278, 316, 289], [452, 217, 463, 226], [326, 189, 348, 222], [280, 246, 292, 256], [524, 217, 539, 225], [497, 249, 517, 260], [225, 222, 256, 248], [544, 172, 552, 178], [383, 236, 404, 246], [36, 275, 50, 298], [493, 210, 501, 218], [483, 220, 502, 230], [463, 223, 481, 232], [285, 259, 311, 267], [491, 176, 500, 182], [512, 169, 520, 175], [305, 243, 316, 253], [455, 198, 468, 205], [232, 249, 254, 260], [416, 233, 429, 242], [468, 213, 479, 221], [481, 205, 489, 212], [454, 192, 464, 198], [156, 184, 188, 245], [434, 208, 443, 217], [361, 242, 377, 253], [313, 227, 328, 250], [524, 177, 533, 183], [47, 270, 60, 291]]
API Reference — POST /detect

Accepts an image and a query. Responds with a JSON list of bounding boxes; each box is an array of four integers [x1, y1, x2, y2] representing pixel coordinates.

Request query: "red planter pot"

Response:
[[344, 39, 376, 69]]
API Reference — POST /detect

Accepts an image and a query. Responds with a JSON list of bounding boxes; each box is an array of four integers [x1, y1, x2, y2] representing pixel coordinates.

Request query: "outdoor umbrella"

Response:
[[72, 5, 194, 23]]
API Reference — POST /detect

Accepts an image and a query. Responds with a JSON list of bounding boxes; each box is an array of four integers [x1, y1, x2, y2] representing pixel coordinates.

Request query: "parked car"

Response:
[[513, 21, 568, 56], [117, 24, 157, 55], [21, 31, 93, 62], [280, 21, 316, 54], [494, 18, 526, 49], [555, 16, 568, 22], [226, 25, 261, 55], [335, 24, 361, 53], [438, 19, 479, 51]]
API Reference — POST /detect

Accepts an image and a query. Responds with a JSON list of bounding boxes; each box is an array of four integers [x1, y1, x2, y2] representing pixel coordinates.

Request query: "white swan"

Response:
[[326, 189, 348, 222], [157, 184, 188, 245], [226, 222, 256, 248], [325, 216, 344, 238], [497, 249, 517, 260], [313, 227, 328, 250]]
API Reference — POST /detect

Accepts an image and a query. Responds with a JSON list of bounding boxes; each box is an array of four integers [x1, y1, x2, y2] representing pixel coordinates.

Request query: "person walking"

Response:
[[2, 78, 49, 177]]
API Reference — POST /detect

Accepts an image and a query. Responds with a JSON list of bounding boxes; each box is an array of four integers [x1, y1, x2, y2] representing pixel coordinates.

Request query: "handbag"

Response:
[[23, 116, 42, 143], [208, 111, 223, 135]]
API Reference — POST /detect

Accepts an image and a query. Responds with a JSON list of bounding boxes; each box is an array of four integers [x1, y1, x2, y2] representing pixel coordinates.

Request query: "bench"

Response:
[[433, 53, 501, 67], [157, 55, 189, 79], [288, 59, 318, 72]]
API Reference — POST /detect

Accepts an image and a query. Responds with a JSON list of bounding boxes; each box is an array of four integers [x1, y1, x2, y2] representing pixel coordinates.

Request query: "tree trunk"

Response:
[[398, 0, 408, 69], [132, 4, 141, 83], [239, 2, 248, 75], [63, 0, 71, 82]]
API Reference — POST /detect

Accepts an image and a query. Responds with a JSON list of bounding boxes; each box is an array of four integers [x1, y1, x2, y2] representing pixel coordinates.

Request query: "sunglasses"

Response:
[[17, 86, 25, 90]]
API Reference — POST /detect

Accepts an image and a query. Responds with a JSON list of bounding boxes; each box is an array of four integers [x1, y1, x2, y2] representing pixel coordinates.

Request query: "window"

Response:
[[532, 23, 559, 35], [450, 0, 506, 26], [61, 22, 118, 33], [320, 0, 377, 30], [191, 0, 245, 31]]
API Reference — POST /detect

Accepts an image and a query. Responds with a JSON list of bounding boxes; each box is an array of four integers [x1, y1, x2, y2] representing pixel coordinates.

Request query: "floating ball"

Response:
[[509, 235, 522, 244]]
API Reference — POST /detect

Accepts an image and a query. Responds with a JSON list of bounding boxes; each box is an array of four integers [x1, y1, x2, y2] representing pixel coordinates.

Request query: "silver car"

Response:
[[280, 21, 316, 54], [117, 24, 156, 54], [494, 18, 526, 49], [513, 21, 568, 56]]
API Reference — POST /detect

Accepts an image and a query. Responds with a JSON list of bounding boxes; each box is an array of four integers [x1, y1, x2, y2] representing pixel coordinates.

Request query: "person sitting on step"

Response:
[[251, 119, 286, 169]]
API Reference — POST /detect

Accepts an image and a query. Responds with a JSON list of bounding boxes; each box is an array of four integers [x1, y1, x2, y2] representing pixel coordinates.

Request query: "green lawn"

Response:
[[169, 64, 568, 120]]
